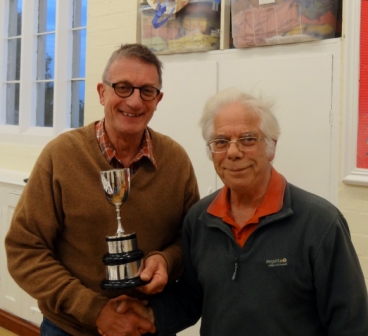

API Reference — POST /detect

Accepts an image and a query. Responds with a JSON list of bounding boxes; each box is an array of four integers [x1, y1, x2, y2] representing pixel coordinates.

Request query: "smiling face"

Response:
[[212, 102, 274, 196], [97, 57, 163, 142]]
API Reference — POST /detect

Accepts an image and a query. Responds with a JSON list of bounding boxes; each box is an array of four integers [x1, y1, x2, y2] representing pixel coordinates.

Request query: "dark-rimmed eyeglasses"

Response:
[[103, 80, 161, 101], [207, 137, 265, 153]]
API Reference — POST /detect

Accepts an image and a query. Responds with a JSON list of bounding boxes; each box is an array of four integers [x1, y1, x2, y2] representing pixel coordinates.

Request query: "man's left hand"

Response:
[[139, 254, 168, 294]]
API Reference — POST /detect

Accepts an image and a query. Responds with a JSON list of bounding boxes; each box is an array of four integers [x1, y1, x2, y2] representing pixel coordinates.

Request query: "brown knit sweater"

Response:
[[5, 122, 199, 335]]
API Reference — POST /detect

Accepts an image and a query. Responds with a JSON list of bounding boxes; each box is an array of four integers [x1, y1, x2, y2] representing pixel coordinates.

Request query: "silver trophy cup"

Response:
[[100, 168, 148, 289]]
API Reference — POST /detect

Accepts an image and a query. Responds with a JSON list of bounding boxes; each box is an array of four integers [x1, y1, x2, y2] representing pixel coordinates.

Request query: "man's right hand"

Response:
[[116, 295, 154, 324], [96, 296, 155, 336]]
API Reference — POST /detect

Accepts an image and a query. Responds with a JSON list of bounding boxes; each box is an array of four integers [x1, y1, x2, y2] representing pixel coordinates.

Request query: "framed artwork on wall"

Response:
[[343, 0, 368, 185]]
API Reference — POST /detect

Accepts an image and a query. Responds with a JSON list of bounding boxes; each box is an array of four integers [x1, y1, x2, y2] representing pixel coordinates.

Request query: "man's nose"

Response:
[[126, 88, 143, 107], [227, 141, 243, 158]]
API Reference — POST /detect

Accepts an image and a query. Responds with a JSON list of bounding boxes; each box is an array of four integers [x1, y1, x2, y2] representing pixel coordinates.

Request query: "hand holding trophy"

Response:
[[100, 168, 149, 289]]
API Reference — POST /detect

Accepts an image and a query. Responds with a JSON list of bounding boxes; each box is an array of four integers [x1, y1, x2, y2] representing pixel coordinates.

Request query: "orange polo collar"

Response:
[[207, 167, 286, 247]]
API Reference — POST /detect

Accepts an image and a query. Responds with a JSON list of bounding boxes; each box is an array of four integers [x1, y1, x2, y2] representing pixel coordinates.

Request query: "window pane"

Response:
[[38, 0, 56, 32], [72, 29, 86, 78], [8, 0, 22, 37], [7, 38, 22, 81], [37, 33, 55, 80], [6, 83, 20, 125], [73, 0, 88, 28], [36, 82, 54, 127], [71, 80, 85, 128]]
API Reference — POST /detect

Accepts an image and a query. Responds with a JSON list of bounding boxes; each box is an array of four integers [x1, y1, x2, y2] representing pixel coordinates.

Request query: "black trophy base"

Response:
[[101, 277, 150, 290]]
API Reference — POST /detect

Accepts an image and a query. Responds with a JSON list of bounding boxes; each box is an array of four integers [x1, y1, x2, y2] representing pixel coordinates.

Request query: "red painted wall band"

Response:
[[357, 0, 368, 168]]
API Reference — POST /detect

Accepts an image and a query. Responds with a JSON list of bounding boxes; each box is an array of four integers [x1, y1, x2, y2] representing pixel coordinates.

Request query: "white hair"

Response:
[[199, 87, 280, 160]]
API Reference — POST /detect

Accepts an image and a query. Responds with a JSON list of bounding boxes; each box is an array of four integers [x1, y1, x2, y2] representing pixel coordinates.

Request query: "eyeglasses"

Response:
[[207, 136, 265, 153], [103, 80, 161, 101]]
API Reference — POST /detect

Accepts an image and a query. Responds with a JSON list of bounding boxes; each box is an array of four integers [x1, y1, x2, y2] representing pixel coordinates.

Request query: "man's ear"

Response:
[[151, 92, 164, 113], [97, 82, 105, 105], [156, 91, 164, 105], [268, 139, 277, 161]]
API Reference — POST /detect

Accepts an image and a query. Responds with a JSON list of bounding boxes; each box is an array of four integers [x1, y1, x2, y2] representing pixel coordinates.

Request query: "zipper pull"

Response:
[[232, 258, 239, 280]]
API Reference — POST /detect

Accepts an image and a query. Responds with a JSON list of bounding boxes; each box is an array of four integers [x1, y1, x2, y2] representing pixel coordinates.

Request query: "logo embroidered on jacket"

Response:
[[266, 258, 288, 267]]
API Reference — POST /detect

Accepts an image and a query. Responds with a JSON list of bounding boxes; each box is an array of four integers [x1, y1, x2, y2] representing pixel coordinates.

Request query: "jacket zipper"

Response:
[[232, 257, 239, 280]]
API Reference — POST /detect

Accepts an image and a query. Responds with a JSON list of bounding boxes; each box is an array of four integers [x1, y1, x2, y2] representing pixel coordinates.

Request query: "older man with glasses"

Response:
[[5, 43, 199, 336], [115, 87, 368, 336]]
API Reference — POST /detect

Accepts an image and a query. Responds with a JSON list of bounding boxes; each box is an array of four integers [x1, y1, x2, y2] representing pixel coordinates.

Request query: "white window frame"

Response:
[[0, 0, 85, 147], [342, 0, 368, 186]]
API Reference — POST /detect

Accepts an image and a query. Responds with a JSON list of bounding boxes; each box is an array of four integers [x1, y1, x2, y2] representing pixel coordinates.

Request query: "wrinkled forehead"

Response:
[[214, 102, 261, 129], [106, 57, 159, 83]]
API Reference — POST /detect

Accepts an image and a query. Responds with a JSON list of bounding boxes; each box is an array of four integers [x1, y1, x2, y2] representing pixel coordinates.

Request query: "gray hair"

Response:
[[102, 43, 163, 87], [199, 87, 280, 159]]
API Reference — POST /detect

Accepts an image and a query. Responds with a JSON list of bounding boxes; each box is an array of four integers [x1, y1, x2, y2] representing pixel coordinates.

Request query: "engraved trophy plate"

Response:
[[100, 169, 149, 289]]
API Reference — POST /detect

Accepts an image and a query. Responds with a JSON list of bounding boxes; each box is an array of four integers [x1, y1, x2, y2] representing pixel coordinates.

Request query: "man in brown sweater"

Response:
[[5, 44, 199, 336]]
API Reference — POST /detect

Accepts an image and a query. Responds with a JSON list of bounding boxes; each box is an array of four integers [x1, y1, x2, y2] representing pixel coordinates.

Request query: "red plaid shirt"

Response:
[[95, 118, 157, 175]]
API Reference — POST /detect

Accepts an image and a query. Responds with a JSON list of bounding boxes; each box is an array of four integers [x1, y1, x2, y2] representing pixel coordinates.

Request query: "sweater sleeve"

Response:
[[313, 213, 368, 335], [5, 156, 108, 327]]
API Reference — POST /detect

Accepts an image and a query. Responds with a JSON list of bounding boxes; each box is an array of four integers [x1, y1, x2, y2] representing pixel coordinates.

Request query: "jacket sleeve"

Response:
[[150, 212, 203, 334], [5, 157, 108, 327], [146, 160, 200, 282], [313, 213, 368, 335]]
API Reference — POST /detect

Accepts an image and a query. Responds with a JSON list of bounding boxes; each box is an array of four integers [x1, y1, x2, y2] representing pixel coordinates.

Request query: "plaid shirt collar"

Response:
[[95, 118, 157, 171]]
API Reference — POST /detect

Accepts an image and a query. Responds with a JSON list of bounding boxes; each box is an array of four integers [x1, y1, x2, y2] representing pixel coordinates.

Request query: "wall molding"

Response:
[[0, 169, 29, 187], [0, 309, 39, 336]]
